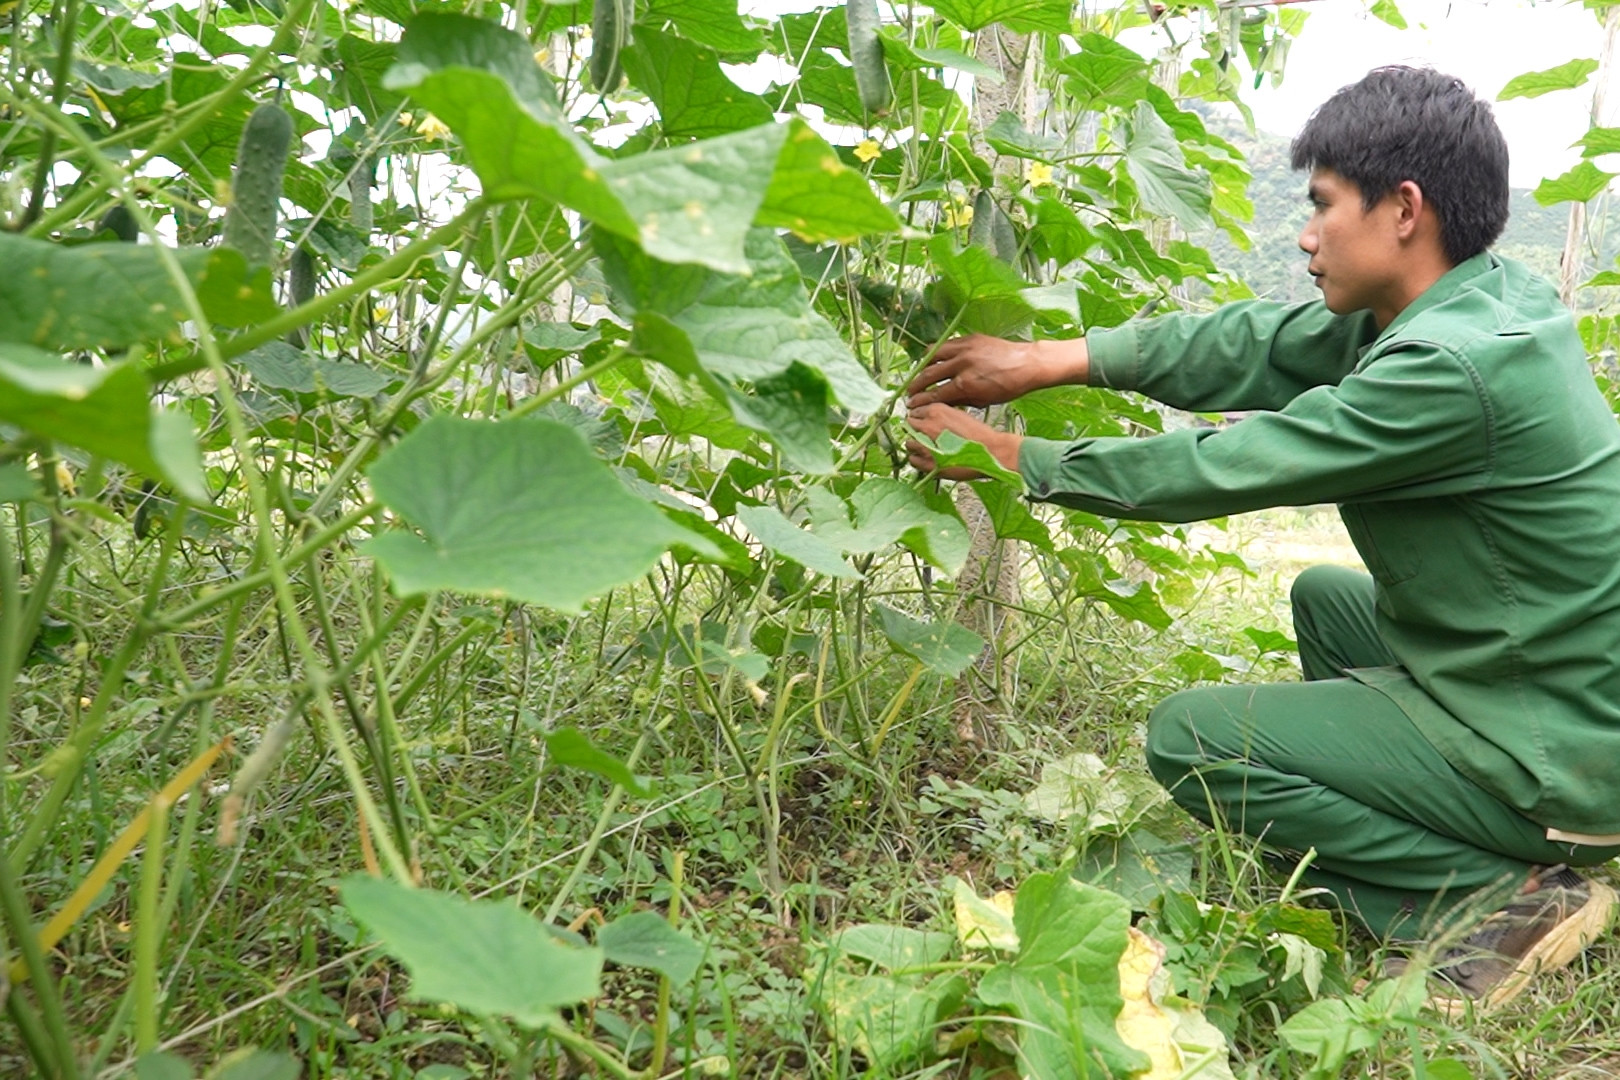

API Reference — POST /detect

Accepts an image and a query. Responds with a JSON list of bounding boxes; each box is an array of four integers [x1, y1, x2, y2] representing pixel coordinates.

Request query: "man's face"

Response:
[[1297, 168, 1404, 316]]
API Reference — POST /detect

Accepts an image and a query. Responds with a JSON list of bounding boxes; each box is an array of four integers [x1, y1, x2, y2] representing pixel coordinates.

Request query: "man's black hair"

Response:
[[1291, 66, 1510, 265]]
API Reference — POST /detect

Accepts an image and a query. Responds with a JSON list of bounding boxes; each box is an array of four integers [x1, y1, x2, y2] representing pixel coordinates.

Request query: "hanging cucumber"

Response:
[[968, 191, 1019, 265], [286, 245, 318, 347], [846, 0, 892, 117], [221, 102, 293, 268], [591, 0, 633, 93]]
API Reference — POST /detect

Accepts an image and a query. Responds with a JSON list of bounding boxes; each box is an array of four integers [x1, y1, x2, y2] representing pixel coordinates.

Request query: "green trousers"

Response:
[[1145, 564, 1620, 939]]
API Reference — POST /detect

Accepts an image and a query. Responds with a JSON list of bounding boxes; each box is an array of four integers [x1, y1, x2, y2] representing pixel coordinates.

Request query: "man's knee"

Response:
[[1145, 689, 1208, 790], [1290, 563, 1359, 620]]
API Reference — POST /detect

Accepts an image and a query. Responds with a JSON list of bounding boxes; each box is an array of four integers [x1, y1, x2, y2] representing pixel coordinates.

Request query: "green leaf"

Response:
[[975, 483, 1052, 549], [977, 874, 1145, 1080], [833, 924, 954, 970], [0, 345, 206, 501], [1278, 997, 1376, 1063], [386, 15, 893, 271], [620, 28, 775, 138], [818, 970, 967, 1068], [1058, 34, 1150, 106], [1579, 126, 1620, 158], [1498, 58, 1598, 101], [340, 876, 603, 1027], [238, 342, 392, 398], [925, 431, 1025, 488], [872, 603, 984, 677], [1123, 101, 1212, 230], [544, 727, 654, 797], [598, 911, 705, 985], [1534, 160, 1616, 206], [1368, 0, 1407, 29], [0, 234, 274, 351], [644, 0, 766, 54], [755, 118, 903, 242], [364, 416, 695, 612], [984, 110, 1061, 160], [880, 37, 1003, 84], [735, 504, 861, 579], [135, 1051, 194, 1080], [599, 228, 882, 469], [0, 464, 39, 504], [206, 1049, 301, 1080], [930, 0, 1071, 33], [806, 478, 969, 574]]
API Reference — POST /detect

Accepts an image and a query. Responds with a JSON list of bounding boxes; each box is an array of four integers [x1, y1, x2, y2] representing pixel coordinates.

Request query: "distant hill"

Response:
[[1190, 120, 1617, 307]]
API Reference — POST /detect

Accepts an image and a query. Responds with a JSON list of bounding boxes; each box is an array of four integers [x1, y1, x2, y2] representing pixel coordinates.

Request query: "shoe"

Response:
[[1385, 868, 1617, 1014]]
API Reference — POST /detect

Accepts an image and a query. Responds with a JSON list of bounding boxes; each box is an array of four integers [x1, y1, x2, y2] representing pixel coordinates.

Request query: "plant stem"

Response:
[[18, 0, 80, 230], [132, 797, 170, 1054]]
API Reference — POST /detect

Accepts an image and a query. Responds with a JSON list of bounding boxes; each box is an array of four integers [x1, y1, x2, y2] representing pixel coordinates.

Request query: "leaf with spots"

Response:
[[0, 234, 277, 351]]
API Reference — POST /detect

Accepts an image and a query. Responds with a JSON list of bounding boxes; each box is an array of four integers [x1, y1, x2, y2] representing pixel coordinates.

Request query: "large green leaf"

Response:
[[977, 874, 1145, 1080], [238, 342, 392, 398], [0, 234, 275, 351], [340, 876, 602, 1028], [599, 229, 883, 470], [1058, 34, 1150, 106], [0, 345, 206, 501], [101, 55, 257, 179], [1498, 58, 1598, 101], [598, 912, 705, 986], [735, 504, 861, 579], [872, 604, 984, 677], [620, 28, 775, 138], [644, 0, 766, 54], [1579, 125, 1620, 158], [364, 416, 695, 612], [386, 14, 894, 271], [929, 235, 1035, 337], [807, 478, 969, 574], [832, 924, 954, 970], [1123, 101, 1212, 230], [1534, 160, 1616, 206], [931, 0, 1070, 33]]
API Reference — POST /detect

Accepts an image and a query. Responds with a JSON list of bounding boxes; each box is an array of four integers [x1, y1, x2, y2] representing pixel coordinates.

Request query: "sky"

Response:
[[1184, 0, 1608, 187]]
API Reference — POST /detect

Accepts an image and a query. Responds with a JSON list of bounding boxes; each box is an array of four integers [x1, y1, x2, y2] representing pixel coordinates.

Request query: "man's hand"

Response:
[[906, 334, 1090, 408], [906, 403, 1023, 481]]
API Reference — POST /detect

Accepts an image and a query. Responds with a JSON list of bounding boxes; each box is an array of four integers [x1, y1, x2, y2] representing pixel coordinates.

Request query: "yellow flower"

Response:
[[943, 200, 974, 228], [853, 138, 881, 163], [415, 113, 452, 140], [1027, 161, 1054, 187], [397, 111, 414, 127], [533, 47, 551, 66]]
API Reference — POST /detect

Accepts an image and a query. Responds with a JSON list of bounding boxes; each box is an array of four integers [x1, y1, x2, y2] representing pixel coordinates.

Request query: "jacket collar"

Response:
[[1370, 250, 1499, 348]]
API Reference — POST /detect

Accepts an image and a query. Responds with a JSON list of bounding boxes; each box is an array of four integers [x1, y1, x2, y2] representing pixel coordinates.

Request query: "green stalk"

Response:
[[132, 797, 170, 1053], [0, 843, 80, 1078], [18, 0, 81, 230]]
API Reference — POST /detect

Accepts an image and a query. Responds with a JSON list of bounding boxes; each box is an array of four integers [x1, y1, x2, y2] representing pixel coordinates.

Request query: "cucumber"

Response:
[[968, 191, 1019, 265], [846, 0, 892, 116], [591, 0, 633, 93], [221, 102, 293, 268], [287, 245, 317, 347], [94, 204, 139, 243]]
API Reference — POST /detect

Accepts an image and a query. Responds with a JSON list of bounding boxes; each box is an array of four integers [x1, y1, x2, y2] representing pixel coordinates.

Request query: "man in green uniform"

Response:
[[905, 66, 1619, 1008]]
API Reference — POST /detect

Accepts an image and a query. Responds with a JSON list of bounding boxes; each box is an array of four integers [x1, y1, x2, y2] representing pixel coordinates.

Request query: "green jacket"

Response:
[[1019, 252, 1620, 833]]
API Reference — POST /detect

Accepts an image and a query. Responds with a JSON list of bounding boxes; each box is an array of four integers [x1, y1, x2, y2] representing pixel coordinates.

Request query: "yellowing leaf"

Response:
[[950, 878, 1017, 951], [1114, 926, 1236, 1080]]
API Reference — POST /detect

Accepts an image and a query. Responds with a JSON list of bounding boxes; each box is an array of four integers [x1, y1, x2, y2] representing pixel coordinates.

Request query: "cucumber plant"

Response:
[[0, 0, 1354, 1076]]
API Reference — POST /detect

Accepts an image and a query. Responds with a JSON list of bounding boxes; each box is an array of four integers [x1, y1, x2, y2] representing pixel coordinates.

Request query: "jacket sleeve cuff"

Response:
[[1018, 437, 1070, 501], [1086, 323, 1140, 391]]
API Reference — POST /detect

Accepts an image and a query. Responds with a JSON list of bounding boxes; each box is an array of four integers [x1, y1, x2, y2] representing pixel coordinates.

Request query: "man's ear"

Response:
[[1392, 180, 1428, 241]]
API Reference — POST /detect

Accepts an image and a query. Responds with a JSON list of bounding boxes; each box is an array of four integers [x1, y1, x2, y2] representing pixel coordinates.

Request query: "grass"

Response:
[[4, 503, 1619, 1078]]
